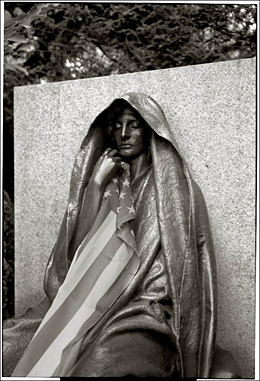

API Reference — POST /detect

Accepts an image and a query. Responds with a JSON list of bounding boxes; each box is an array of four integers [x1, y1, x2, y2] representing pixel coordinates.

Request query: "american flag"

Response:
[[12, 163, 139, 377]]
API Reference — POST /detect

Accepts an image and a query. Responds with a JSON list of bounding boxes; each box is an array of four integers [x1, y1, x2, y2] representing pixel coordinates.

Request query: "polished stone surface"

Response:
[[14, 58, 256, 377]]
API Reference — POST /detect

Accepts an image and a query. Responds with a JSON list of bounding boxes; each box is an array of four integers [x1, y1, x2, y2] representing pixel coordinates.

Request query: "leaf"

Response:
[[17, 43, 35, 53], [4, 63, 17, 73], [5, 62, 29, 76], [5, 55, 26, 65], [4, 10, 17, 27], [19, 4, 51, 24], [13, 7, 25, 17], [6, 35, 28, 44], [4, 29, 17, 39], [16, 57, 28, 64], [17, 5, 42, 28], [6, 41, 22, 51], [21, 17, 33, 29], [28, 4, 42, 17], [14, 65, 29, 75]]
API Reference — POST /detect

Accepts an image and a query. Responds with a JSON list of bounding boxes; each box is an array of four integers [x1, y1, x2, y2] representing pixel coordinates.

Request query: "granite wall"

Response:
[[14, 58, 256, 377]]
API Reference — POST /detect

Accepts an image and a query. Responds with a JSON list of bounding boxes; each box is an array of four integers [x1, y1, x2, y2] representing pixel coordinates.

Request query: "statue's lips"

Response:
[[119, 144, 132, 149]]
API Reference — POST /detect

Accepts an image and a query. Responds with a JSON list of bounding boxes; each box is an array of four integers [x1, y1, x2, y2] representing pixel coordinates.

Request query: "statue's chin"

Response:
[[118, 148, 134, 158], [118, 149, 146, 163]]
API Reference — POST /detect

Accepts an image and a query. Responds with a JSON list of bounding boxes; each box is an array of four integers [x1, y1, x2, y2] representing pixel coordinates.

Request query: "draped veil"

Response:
[[44, 92, 217, 378]]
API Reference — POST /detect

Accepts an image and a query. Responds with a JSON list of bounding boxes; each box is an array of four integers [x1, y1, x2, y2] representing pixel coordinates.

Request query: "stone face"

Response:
[[14, 58, 256, 377]]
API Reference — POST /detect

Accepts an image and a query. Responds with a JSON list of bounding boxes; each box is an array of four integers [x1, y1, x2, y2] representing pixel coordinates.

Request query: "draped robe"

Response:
[[3, 92, 241, 378]]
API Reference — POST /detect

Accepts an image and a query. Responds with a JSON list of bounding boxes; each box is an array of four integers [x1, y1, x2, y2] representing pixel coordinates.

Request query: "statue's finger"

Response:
[[100, 148, 113, 160], [112, 156, 122, 163], [107, 149, 118, 158], [103, 148, 113, 155]]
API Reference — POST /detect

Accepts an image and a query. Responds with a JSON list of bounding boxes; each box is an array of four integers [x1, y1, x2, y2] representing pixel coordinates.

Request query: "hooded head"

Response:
[[89, 92, 182, 160], [93, 98, 151, 163]]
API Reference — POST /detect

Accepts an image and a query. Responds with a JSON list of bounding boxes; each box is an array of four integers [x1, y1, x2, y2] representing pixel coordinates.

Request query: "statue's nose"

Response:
[[121, 124, 130, 139]]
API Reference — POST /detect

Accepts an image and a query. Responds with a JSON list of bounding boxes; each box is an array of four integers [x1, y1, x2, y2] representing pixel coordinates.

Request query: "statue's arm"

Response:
[[44, 147, 122, 300], [69, 148, 122, 256]]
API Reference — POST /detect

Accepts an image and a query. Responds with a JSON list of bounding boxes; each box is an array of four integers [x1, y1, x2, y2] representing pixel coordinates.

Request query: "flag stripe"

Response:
[[75, 201, 112, 257], [13, 253, 109, 374], [70, 207, 116, 272], [27, 242, 134, 377], [95, 251, 139, 314], [39, 210, 117, 324], [58, 251, 140, 376], [117, 228, 137, 250], [67, 202, 112, 275], [65, 249, 138, 348]]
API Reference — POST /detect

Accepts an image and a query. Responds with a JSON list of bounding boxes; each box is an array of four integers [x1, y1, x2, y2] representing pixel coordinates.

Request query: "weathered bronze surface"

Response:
[[3, 93, 241, 378]]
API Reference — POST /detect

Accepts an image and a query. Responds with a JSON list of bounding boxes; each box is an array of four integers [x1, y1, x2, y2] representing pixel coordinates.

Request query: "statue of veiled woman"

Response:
[[3, 93, 241, 378]]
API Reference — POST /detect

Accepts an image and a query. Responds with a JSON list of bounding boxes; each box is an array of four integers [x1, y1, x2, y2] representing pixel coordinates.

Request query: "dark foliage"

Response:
[[3, 192, 14, 319]]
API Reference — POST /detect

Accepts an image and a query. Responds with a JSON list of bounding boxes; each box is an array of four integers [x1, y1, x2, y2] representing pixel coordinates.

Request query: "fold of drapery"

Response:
[[12, 165, 140, 377]]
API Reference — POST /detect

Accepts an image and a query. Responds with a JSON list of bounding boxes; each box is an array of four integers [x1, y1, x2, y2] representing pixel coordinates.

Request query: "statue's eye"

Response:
[[114, 123, 121, 130], [129, 121, 140, 129]]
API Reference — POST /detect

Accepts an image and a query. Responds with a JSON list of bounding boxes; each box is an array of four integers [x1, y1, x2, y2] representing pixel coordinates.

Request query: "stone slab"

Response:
[[14, 58, 256, 377]]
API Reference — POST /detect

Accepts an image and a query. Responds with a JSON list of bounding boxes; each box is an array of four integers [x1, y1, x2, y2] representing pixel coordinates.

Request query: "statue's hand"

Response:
[[91, 148, 122, 189]]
